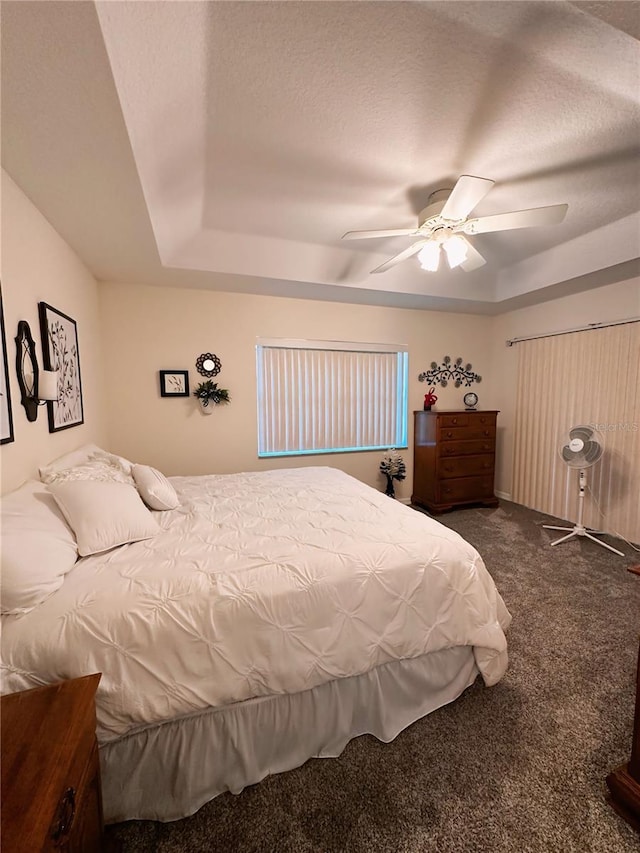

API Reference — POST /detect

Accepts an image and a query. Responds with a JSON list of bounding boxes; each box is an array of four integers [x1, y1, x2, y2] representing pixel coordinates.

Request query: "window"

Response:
[[256, 339, 408, 457]]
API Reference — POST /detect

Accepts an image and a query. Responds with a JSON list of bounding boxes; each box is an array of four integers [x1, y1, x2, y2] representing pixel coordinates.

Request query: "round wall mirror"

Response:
[[196, 353, 222, 377], [15, 320, 39, 422]]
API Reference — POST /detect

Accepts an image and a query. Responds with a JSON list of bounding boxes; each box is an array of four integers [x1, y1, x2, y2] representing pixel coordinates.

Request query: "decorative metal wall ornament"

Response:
[[418, 356, 482, 389], [195, 353, 222, 377]]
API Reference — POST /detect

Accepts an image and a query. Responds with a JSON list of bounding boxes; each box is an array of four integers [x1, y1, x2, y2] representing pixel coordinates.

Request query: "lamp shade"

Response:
[[443, 235, 468, 269], [417, 241, 440, 271], [38, 370, 59, 401]]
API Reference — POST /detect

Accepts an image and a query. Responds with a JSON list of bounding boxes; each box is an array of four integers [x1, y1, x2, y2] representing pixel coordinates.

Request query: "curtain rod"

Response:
[[505, 317, 640, 347]]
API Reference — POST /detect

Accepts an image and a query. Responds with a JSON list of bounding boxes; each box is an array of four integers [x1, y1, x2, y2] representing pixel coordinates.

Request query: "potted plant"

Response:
[[379, 449, 406, 498], [193, 380, 231, 414]]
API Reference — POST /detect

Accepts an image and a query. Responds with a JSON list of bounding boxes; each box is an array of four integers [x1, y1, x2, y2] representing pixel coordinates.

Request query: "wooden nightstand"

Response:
[[606, 640, 640, 832], [1, 673, 104, 851]]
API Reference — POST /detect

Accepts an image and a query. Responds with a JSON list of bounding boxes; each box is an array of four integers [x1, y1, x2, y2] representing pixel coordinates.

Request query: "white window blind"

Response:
[[256, 339, 408, 457]]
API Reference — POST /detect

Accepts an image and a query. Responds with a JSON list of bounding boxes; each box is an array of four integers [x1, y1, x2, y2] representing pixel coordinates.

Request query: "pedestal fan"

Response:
[[543, 425, 624, 556]]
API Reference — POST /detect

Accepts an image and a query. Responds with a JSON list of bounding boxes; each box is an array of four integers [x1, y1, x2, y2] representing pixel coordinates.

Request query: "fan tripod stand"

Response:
[[543, 470, 624, 557]]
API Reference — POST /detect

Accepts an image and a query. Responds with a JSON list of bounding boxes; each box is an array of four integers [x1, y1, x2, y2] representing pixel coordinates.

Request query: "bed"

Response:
[[1, 460, 511, 823]]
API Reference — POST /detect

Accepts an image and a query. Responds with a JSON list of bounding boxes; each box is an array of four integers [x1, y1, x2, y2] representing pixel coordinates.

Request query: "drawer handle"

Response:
[[446, 431, 453, 438], [52, 787, 76, 842], [483, 430, 490, 436], [451, 418, 458, 425], [443, 465, 453, 472]]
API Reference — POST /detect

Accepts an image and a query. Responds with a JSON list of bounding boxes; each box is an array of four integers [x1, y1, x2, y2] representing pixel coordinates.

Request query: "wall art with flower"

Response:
[[38, 301, 84, 432]]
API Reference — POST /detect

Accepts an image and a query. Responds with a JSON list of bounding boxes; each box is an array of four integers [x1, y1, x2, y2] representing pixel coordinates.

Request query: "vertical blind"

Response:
[[256, 340, 408, 457], [513, 322, 640, 543]]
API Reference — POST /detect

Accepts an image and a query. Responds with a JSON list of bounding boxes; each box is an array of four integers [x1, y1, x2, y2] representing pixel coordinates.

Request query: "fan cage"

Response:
[[559, 424, 603, 469], [569, 425, 595, 443]]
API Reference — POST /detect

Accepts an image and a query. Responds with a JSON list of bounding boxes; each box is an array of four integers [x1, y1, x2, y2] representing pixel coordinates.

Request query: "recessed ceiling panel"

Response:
[[2, 1, 638, 311]]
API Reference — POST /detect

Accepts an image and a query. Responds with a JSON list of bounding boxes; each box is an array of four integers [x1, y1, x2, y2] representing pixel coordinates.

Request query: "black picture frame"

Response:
[[159, 370, 190, 397], [0, 288, 15, 444], [38, 301, 84, 433]]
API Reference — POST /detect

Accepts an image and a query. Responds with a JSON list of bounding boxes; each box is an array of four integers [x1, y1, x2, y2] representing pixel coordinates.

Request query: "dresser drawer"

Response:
[[438, 454, 495, 479], [439, 424, 496, 441], [438, 414, 470, 428], [439, 439, 495, 457], [437, 475, 494, 503], [438, 412, 495, 426]]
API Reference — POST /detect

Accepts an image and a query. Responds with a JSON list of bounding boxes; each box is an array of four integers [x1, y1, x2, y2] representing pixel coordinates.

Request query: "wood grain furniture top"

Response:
[[1, 673, 104, 852]]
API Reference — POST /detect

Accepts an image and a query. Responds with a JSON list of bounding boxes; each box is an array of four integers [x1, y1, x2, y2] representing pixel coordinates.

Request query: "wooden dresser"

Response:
[[412, 409, 499, 513], [1, 674, 104, 852]]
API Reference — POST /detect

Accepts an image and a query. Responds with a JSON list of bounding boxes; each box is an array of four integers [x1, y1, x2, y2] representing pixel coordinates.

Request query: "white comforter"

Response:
[[1, 467, 510, 743]]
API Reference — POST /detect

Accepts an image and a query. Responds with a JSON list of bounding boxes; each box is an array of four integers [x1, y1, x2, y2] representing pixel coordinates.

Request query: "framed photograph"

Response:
[[159, 370, 190, 397], [38, 301, 84, 432], [0, 289, 15, 445]]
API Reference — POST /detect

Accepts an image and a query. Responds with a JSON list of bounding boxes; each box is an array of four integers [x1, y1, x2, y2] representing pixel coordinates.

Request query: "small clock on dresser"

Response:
[[463, 392, 478, 411]]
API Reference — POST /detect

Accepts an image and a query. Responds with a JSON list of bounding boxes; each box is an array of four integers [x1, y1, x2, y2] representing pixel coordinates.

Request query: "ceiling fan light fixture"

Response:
[[443, 234, 468, 269], [417, 241, 440, 272], [342, 175, 567, 276]]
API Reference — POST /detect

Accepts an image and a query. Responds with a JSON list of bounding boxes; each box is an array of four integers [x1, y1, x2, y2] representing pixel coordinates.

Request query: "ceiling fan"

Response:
[[342, 175, 568, 274]]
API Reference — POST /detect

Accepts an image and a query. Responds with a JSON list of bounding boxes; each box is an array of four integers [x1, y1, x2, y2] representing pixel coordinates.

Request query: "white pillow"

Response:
[[39, 444, 133, 480], [42, 453, 135, 487], [1, 480, 78, 614], [48, 481, 160, 557], [132, 465, 179, 511]]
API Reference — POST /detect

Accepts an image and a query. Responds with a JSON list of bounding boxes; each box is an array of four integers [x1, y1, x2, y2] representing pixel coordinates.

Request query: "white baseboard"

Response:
[[402, 495, 510, 505]]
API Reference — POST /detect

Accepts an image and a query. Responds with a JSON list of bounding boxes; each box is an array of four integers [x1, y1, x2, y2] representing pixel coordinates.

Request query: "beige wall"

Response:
[[0, 171, 107, 493], [4, 171, 635, 506], [99, 282, 495, 501], [491, 277, 640, 498]]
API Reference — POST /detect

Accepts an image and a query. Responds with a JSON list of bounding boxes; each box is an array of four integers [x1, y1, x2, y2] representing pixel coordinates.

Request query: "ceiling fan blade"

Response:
[[342, 228, 417, 240], [463, 203, 568, 235], [370, 241, 426, 274], [459, 237, 486, 272], [440, 175, 495, 221]]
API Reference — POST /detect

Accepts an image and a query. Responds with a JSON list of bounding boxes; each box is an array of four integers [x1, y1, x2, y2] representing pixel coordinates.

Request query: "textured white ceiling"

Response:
[[2, 1, 639, 313]]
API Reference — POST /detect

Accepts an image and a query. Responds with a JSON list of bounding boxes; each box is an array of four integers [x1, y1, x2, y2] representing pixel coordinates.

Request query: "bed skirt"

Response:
[[100, 645, 479, 823]]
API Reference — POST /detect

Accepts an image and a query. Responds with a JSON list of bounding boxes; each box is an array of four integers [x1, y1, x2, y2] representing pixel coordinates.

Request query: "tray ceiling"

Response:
[[2, 1, 639, 313]]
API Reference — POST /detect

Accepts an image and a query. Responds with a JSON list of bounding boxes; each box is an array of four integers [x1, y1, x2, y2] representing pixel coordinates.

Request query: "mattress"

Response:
[[1, 467, 510, 745]]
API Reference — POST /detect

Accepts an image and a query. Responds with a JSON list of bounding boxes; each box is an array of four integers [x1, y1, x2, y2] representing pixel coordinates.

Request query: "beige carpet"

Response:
[[105, 501, 640, 852]]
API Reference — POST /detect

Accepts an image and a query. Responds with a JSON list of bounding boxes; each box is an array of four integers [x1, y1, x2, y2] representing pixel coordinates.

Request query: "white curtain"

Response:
[[513, 322, 640, 543], [257, 345, 408, 456]]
